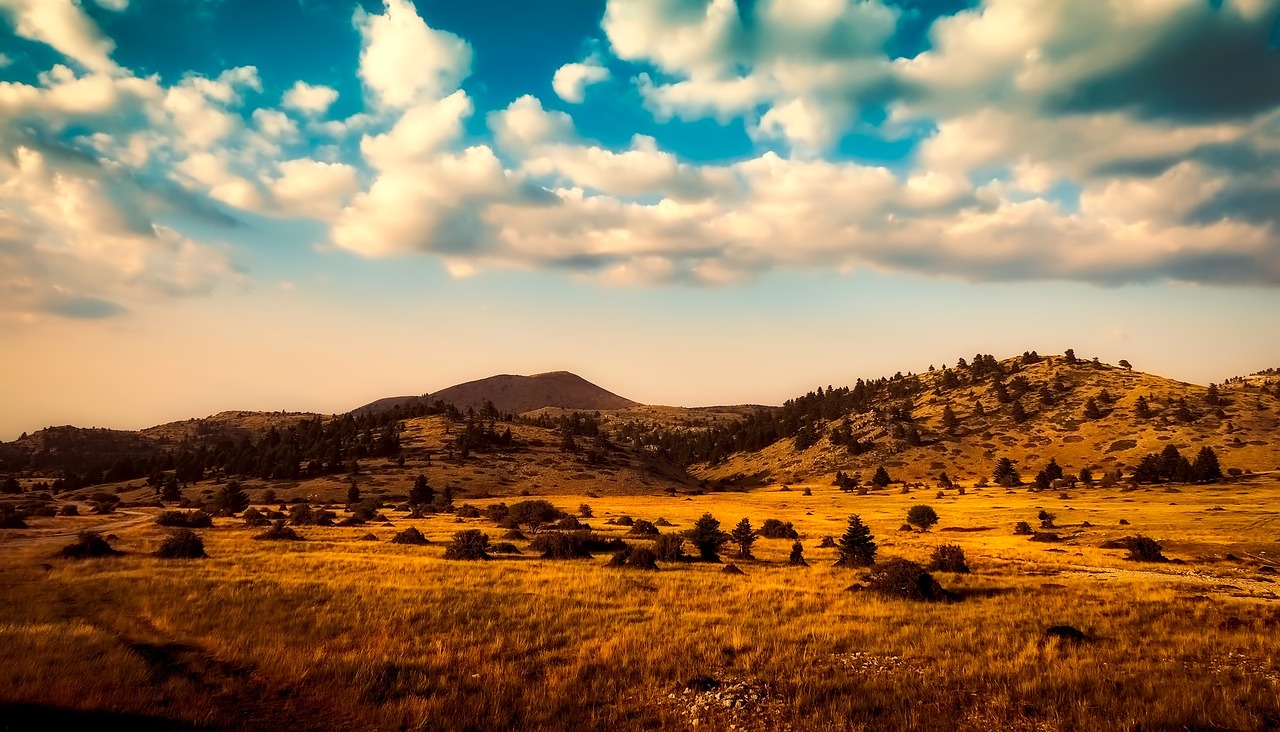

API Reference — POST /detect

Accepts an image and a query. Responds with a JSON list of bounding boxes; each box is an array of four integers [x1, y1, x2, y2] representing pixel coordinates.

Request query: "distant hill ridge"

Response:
[[351, 371, 638, 417]]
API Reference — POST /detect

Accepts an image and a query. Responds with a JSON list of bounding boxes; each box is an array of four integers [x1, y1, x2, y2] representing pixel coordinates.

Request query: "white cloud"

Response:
[[487, 95, 574, 154], [0, 0, 119, 73], [266, 159, 360, 220], [353, 0, 472, 109], [552, 54, 611, 103], [282, 81, 338, 116]]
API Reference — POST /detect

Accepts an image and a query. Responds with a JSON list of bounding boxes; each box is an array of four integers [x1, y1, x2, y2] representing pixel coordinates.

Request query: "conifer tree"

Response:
[[993, 457, 1021, 487], [788, 541, 807, 566], [730, 518, 756, 560], [1192, 447, 1222, 483], [835, 514, 876, 567], [685, 513, 729, 561], [941, 405, 959, 434], [1134, 395, 1151, 418], [1010, 400, 1028, 423], [1084, 397, 1103, 419], [871, 466, 892, 488]]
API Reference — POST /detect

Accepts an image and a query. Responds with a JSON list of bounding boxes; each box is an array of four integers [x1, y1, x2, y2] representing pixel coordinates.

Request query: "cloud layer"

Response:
[[2, 0, 1280, 321]]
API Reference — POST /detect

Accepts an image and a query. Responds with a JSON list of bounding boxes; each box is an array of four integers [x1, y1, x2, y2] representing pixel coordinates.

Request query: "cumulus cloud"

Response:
[[552, 53, 611, 103], [282, 81, 339, 116], [0, 0, 121, 73], [353, 0, 472, 109]]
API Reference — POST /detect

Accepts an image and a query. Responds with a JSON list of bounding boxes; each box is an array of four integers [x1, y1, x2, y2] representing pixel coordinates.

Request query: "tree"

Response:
[[685, 513, 729, 561], [1192, 446, 1222, 483], [730, 518, 756, 560], [941, 405, 959, 434], [508, 500, 565, 532], [835, 514, 876, 567], [1063, 348, 1077, 364], [906, 505, 939, 532], [871, 466, 892, 488], [788, 541, 807, 566], [1083, 397, 1103, 419], [1134, 395, 1151, 418], [1035, 470, 1051, 490], [1038, 509, 1056, 529], [1119, 359, 1132, 371], [443, 529, 491, 560], [409, 475, 434, 507], [347, 482, 361, 505], [1078, 467, 1093, 485], [1044, 458, 1064, 482], [211, 481, 249, 515], [160, 477, 182, 504], [0, 477, 19, 494], [1010, 400, 1028, 423], [993, 457, 1021, 487], [579, 503, 593, 518]]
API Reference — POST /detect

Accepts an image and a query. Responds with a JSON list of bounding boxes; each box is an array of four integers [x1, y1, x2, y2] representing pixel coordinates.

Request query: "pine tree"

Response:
[[1192, 447, 1222, 483], [212, 480, 249, 515], [1084, 397, 1102, 419], [1045, 458, 1064, 482], [685, 513, 729, 561], [788, 541, 807, 566], [871, 466, 892, 488], [409, 475, 434, 506], [1010, 400, 1028, 423], [347, 481, 361, 505], [1134, 395, 1151, 418], [835, 514, 876, 567], [993, 457, 1021, 487], [1078, 467, 1093, 485], [730, 518, 756, 560], [941, 405, 959, 434]]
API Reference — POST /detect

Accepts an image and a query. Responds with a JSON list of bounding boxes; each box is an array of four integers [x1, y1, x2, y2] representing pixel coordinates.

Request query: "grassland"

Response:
[[2, 472, 1279, 731]]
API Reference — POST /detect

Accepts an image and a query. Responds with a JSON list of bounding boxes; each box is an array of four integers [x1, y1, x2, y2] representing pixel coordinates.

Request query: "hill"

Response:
[[426, 371, 638, 415], [663, 353, 1280, 487]]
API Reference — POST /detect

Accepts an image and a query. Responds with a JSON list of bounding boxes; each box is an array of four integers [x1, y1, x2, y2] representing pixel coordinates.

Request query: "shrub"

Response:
[[552, 516, 588, 531], [1029, 532, 1061, 542], [455, 504, 482, 519], [685, 513, 729, 561], [1038, 509, 1056, 529], [490, 542, 522, 554], [819, 535, 837, 548], [615, 515, 635, 527], [0, 508, 28, 529], [58, 531, 123, 558], [256, 520, 303, 541], [608, 546, 659, 570], [58, 504, 79, 517], [443, 529, 491, 560], [531, 532, 594, 559], [626, 519, 660, 536], [789, 541, 807, 566], [501, 528, 527, 540], [906, 505, 939, 532], [835, 514, 876, 567], [508, 500, 565, 531], [155, 529, 207, 559], [1014, 521, 1033, 535], [485, 503, 510, 524], [653, 518, 674, 527], [929, 544, 970, 573], [653, 533, 687, 561], [866, 559, 951, 602], [242, 507, 270, 527], [390, 527, 430, 545], [759, 519, 799, 540], [579, 503, 593, 518], [156, 510, 213, 528], [1125, 535, 1168, 562], [289, 504, 335, 526]]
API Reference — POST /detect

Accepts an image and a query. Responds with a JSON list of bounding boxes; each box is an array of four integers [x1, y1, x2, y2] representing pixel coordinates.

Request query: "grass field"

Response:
[[2, 476, 1279, 731]]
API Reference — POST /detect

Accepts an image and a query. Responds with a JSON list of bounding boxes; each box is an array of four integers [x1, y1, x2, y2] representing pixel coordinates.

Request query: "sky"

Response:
[[2, 0, 1280, 439]]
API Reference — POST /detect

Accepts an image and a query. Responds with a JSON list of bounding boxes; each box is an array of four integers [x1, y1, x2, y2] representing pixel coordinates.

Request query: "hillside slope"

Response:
[[429, 371, 638, 415], [688, 355, 1280, 486]]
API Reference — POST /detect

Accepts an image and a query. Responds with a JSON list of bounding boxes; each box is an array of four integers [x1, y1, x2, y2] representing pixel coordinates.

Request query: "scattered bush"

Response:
[[626, 519, 660, 536], [653, 517, 674, 527], [242, 507, 270, 526], [1029, 532, 1061, 543], [759, 518, 799, 539], [485, 503, 510, 524], [443, 529, 491, 560], [256, 520, 304, 541], [1014, 521, 1033, 535], [552, 516, 588, 531], [579, 503, 593, 518], [501, 528, 527, 540], [531, 532, 595, 559], [1125, 535, 1168, 562], [819, 535, 837, 548], [359, 533, 379, 541], [58, 504, 79, 517], [289, 504, 335, 526], [156, 510, 213, 528], [1038, 510, 1056, 529], [455, 504, 482, 519], [490, 542, 522, 554], [58, 531, 123, 559], [928, 544, 970, 573], [721, 563, 746, 575], [866, 558, 951, 602], [155, 529, 207, 559], [653, 533, 686, 561], [615, 515, 635, 527], [0, 508, 28, 528], [390, 527, 430, 546], [608, 546, 658, 570], [508, 500, 566, 531], [906, 505, 939, 531]]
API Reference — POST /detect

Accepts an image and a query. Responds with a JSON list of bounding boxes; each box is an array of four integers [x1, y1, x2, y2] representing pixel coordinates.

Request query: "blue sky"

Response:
[[1, 0, 1280, 437]]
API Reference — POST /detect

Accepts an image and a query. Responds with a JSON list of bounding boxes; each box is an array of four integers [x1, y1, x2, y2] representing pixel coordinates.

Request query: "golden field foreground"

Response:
[[2, 477, 1279, 731]]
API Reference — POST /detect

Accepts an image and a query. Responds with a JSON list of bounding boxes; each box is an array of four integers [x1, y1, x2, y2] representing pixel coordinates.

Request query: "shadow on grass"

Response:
[[0, 703, 211, 731]]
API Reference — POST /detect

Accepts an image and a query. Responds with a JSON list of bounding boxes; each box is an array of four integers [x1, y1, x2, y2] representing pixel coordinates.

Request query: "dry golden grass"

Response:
[[2, 476, 1279, 730]]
